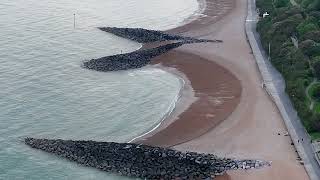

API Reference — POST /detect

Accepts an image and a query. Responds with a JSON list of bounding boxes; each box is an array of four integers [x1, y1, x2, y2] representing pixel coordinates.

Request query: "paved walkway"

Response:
[[245, 0, 320, 179]]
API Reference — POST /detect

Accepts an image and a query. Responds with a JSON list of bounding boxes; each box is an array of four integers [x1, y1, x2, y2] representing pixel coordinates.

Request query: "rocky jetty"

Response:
[[82, 27, 223, 72], [25, 138, 271, 179], [98, 27, 222, 43], [83, 42, 187, 71]]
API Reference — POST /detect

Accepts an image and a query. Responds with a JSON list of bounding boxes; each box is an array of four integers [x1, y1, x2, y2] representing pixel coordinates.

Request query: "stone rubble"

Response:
[[25, 138, 271, 179], [82, 27, 223, 72], [98, 27, 222, 43], [83, 41, 190, 71]]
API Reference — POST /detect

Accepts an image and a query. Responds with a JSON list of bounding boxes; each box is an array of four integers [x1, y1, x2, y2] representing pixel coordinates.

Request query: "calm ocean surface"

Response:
[[0, 0, 199, 179]]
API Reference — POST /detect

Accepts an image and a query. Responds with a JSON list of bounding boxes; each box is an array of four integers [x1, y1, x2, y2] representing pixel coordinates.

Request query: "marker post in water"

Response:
[[73, 13, 76, 29]]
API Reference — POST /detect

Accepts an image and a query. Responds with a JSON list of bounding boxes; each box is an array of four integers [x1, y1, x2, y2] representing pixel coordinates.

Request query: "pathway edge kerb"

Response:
[[244, 0, 318, 179]]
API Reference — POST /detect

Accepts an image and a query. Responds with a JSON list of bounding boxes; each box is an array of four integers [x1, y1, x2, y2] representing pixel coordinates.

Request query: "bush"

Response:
[[256, 0, 320, 133], [312, 56, 320, 61], [287, 78, 307, 101], [297, 22, 319, 35], [300, 39, 317, 55], [308, 68, 315, 77], [274, 8, 303, 22], [302, 0, 315, 8], [301, 30, 320, 42], [309, 112, 320, 131], [256, 0, 275, 16], [313, 59, 320, 79], [307, 0, 320, 10], [301, 42, 320, 57], [299, 104, 314, 131], [309, 11, 320, 18], [279, 42, 295, 57], [275, 0, 290, 8], [311, 83, 320, 100], [304, 78, 311, 86]]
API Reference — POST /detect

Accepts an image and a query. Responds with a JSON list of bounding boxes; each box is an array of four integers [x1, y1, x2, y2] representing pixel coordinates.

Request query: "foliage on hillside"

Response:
[[256, 0, 320, 132]]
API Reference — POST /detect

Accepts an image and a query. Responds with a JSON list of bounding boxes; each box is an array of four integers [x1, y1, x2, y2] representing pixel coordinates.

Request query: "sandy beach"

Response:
[[134, 0, 310, 179], [134, 0, 239, 147]]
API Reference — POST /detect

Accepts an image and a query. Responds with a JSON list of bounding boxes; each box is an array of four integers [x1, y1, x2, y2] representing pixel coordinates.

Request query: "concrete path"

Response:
[[246, 0, 320, 179]]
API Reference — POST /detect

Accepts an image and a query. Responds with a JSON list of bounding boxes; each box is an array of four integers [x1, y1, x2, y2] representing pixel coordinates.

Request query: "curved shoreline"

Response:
[[138, 50, 241, 147], [123, 0, 310, 179], [131, 0, 239, 147], [128, 72, 186, 143]]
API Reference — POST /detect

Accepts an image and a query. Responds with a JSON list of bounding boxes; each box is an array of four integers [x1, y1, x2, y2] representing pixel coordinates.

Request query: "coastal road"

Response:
[[246, 0, 320, 179]]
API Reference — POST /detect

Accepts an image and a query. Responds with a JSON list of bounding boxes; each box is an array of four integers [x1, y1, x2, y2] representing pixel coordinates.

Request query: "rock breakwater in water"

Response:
[[25, 138, 271, 179], [82, 27, 223, 72], [83, 41, 188, 71], [98, 27, 222, 43]]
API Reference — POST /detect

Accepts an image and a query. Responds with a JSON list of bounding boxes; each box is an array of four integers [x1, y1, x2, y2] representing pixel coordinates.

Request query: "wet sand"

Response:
[[138, 50, 241, 147], [136, 0, 309, 179], [133, 0, 240, 147]]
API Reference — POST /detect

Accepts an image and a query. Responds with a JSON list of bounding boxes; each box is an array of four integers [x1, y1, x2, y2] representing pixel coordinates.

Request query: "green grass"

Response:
[[310, 131, 320, 140]]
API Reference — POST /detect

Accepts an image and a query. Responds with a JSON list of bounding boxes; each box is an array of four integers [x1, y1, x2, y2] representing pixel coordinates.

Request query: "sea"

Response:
[[0, 0, 199, 179]]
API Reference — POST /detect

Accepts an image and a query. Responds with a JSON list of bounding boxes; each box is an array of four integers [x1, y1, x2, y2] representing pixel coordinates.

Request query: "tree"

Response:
[[300, 39, 317, 55], [309, 11, 320, 19], [307, 0, 320, 10], [302, 30, 320, 42], [297, 22, 319, 35], [275, 0, 290, 8], [274, 8, 303, 22], [311, 83, 320, 99], [309, 111, 320, 131], [302, 0, 315, 8], [313, 58, 320, 79]]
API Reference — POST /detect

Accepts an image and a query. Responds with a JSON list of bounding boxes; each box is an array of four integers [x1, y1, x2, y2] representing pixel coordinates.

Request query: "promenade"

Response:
[[245, 0, 320, 179]]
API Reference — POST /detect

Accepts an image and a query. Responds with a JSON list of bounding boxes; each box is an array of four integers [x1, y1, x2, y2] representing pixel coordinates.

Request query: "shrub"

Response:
[[313, 59, 320, 79], [275, 0, 290, 8], [299, 105, 314, 131], [256, 0, 320, 133], [300, 39, 317, 55], [307, 0, 320, 10], [302, 0, 315, 8], [274, 8, 303, 22], [304, 78, 311, 86], [297, 22, 319, 35], [309, 11, 320, 18], [301, 30, 320, 42], [311, 83, 320, 100], [256, 0, 275, 16], [302, 42, 320, 57], [312, 56, 320, 61], [311, 115, 320, 131], [287, 78, 307, 101], [308, 68, 315, 77]]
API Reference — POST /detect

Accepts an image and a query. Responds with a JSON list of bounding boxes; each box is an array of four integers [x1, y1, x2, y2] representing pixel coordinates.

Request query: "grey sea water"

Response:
[[0, 0, 199, 179]]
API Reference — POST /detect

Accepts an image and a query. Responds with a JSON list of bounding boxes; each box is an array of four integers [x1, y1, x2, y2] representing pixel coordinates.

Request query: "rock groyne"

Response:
[[83, 42, 186, 72], [82, 27, 223, 72], [98, 27, 222, 43], [25, 138, 271, 179]]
